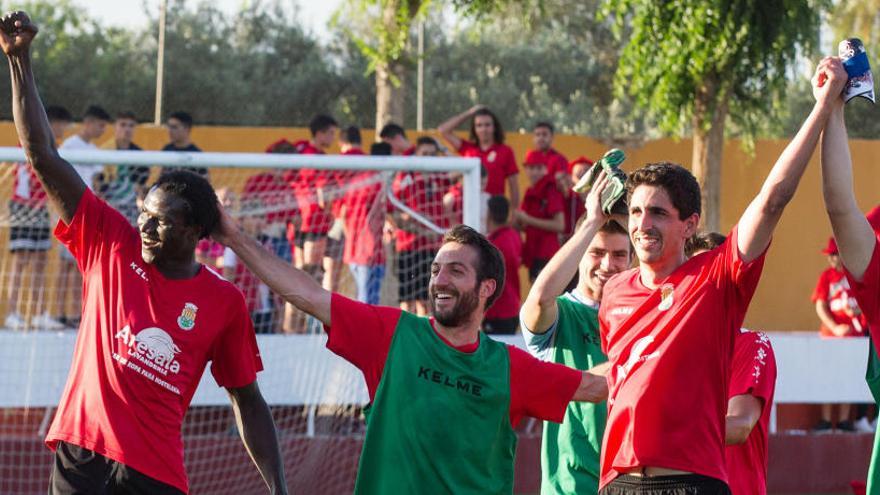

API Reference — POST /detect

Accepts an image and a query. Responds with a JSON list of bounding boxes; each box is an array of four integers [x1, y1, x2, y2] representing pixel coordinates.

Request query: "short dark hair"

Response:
[[83, 105, 111, 122], [46, 105, 72, 123], [441, 225, 505, 308], [379, 123, 406, 139], [340, 125, 361, 145], [370, 142, 392, 156], [469, 108, 504, 145], [685, 231, 727, 257], [116, 111, 137, 122], [533, 121, 554, 134], [168, 111, 194, 128], [151, 170, 219, 239], [487, 195, 509, 226], [626, 162, 701, 220], [416, 136, 439, 148], [309, 114, 337, 136]]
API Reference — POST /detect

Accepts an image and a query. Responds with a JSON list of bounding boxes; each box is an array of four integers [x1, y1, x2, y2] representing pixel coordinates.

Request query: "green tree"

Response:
[[603, 0, 827, 230]]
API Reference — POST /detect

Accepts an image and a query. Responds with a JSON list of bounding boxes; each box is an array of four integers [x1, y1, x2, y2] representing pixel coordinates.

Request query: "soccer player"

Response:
[[521, 171, 630, 495], [484, 195, 522, 334], [378, 122, 414, 155], [438, 105, 520, 209], [215, 212, 609, 493], [597, 57, 846, 493], [524, 121, 568, 176], [687, 232, 778, 495], [0, 12, 287, 494]]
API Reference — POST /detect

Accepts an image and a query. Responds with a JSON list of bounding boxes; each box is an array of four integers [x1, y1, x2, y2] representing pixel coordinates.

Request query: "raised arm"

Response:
[[521, 173, 609, 334], [214, 208, 332, 325], [437, 105, 481, 151], [736, 57, 848, 263], [821, 101, 876, 281], [0, 12, 84, 223], [227, 382, 288, 495]]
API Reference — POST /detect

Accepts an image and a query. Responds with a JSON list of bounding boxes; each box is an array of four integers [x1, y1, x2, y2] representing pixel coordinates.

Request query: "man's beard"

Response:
[[430, 285, 480, 327]]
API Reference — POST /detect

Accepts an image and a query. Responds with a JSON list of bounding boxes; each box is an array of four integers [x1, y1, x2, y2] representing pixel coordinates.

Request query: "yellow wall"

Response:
[[2, 122, 878, 331]]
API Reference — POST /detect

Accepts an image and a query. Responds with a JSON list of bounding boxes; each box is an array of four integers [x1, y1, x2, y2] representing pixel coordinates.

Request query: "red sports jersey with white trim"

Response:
[[597, 226, 766, 488], [45, 189, 262, 493], [456, 140, 518, 196], [726, 329, 776, 495], [847, 235, 880, 356]]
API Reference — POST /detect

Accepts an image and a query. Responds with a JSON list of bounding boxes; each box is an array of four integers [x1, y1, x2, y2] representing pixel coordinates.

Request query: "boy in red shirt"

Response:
[[484, 195, 522, 334], [0, 12, 286, 494], [438, 105, 520, 209], [515, 160, 565, 282], [598, 57, 846, 493]]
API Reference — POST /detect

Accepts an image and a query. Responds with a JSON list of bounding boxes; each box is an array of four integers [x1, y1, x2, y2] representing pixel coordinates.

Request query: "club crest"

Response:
[[177, 303, 198, 331], [487, 150, 497, 163], [658, 283, 675, 312]]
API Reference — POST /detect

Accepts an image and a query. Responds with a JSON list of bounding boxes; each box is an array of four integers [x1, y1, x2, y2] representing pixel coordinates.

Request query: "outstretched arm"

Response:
[[227, 382, 288, 494], [1, 12, 84, 223], [572, 362, 610, 403], [821, 102, 876, 281], [521, 173, 610, 334], [214, 208, 332, 325], [736, 57, 848, 263], [437, 105, 481, 151]]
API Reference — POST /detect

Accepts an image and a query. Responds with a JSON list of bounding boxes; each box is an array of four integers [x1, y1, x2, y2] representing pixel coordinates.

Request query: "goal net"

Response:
[[0, 146, 481, 494]]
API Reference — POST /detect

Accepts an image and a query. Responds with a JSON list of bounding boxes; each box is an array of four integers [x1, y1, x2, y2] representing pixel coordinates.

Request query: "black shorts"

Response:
[[601, 474, 731, 495], [325, 236, 344, 260], [50, 441, 184, 495], [483, 316, 519, 334], [8, 201, 50, 252], [300, 231, 327, 243], [398, 249, 435, 301]]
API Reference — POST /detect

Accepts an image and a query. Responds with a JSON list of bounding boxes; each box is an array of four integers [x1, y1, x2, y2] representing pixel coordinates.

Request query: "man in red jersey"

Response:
[[484, 195, 522, 334], [438, 105, 520, 209], [597, 57, 846, 494], [379, 122, 415, 156], [524, 121, 568, 176], [0, 12, 287, 494], [688, 232, 778, 495], [515, 159, 565, 282]]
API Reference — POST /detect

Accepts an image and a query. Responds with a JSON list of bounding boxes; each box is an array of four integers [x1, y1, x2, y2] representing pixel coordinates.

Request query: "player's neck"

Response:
[[434, 319, 481, 348], [639, 254, 686, 289], [478, 139, 494, 150], [154, 258, 201, 280], [172, 138, 190, 148]]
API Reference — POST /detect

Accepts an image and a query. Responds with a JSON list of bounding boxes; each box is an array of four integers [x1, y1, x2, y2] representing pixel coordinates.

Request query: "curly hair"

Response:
[[151, 170, 220, 239], [441, 225, 506, 309], [626, 162, 701, 220], [469, 108, 505, 145]]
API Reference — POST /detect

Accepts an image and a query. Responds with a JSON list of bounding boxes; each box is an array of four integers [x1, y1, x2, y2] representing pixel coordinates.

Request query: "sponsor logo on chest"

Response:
[[416, 366, 484, 397]]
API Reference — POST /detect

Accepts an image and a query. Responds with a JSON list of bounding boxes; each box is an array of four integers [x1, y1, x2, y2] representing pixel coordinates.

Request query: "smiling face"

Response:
[[137, 186, 201, 266], [580, 230, 632, 300], [428, 242, 495, 327], [628, 184, 697, 268]]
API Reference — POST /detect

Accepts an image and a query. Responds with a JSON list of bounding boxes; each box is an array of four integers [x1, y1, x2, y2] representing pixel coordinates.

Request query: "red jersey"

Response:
[[391, 172, 448, 252], [456, 140, 518, 196], [342, 170, 386, 266], [521, 174, 564, 267], [524, 148, 568, 176], [812, 267, 868, 337], [846, 236, 880, 356], [293, 141, 333, 234], [46, 189, 262, 494], [597, 226, 766, 488], [324, 293, 582, 425], [486, 226, 522, 320], [726, 329, 776, 495], [563, 191, 586, 239], [241, 171, 297, 225], [11, 161, 47, 207]]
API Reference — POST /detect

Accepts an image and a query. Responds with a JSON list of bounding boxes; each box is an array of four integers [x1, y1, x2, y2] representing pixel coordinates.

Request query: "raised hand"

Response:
[[0, 11, 37, 57], [584, 170, 609, 222], [812, 56, 847, 108]]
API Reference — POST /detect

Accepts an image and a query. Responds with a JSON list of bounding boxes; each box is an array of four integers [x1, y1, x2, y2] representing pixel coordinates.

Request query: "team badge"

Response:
[[658, 283, 674, 312], [487, 150, 497, 163], [177, 303, 198, 331]]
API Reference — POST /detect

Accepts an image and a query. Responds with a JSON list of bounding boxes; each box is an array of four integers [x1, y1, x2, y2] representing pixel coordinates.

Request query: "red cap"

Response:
[[821, 237, 839, 255], [568, 156, 594, 174], [523, 149, 546, 167]]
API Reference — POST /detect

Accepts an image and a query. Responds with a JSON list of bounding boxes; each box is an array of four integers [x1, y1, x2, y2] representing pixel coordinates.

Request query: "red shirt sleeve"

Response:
[[53, 188, 139, 273], [729, 331, 777, 406], [209, 287, 263, 388], [500, 145, 519, 177], [324, 293, 403, 400], [716, 225, 767, 306], [846, 235, 880, 326], [507, 345, 582, 426], [457, 139, 477, 155], [811, 269, 831, 303]]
